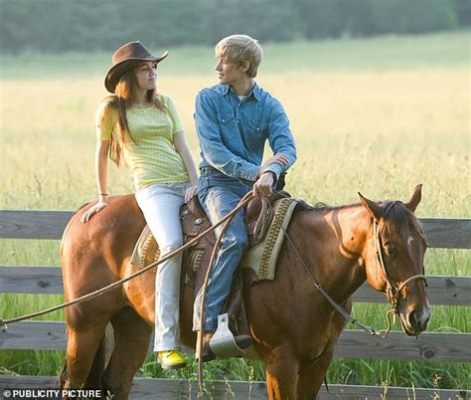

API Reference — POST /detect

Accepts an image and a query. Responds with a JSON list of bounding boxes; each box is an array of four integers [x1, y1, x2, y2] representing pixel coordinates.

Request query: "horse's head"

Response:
[[358, 184, 430, 336]]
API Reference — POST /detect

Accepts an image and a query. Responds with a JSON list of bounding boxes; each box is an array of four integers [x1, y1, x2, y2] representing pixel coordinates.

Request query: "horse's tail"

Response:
[[58, 326, 70, 390], [85, 338, 106, 390], [58, 324, 114, 394], [57, 360, 68, 390], [86, 323, 114, 390]]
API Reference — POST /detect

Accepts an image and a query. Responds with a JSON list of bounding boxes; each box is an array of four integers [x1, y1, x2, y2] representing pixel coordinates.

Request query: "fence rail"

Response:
[[2, 266, 471, 305], [0, 210, 470, 249], [1, 321, 470, 363], [0, 376, 468, 400], [1, 210, 470, 399]]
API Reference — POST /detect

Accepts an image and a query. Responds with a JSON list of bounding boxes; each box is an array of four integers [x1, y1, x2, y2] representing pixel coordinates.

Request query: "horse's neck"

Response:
[[299, 205, 371, 302]]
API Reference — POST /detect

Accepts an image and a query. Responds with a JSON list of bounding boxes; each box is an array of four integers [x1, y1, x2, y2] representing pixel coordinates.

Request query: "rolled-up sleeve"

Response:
[[264, 99, 297, 180], [195, 90, 260, 181]]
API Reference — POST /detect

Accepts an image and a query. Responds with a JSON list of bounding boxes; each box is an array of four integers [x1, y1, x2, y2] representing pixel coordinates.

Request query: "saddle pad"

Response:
[[240, 197, 297, 281], [130, 197, 297, 280], [130, 225, 160, 271]]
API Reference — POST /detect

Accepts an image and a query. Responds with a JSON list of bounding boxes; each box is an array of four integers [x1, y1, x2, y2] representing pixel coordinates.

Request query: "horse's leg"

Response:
[[102, 307, 152, 400], [296, 347, 334, 400], [296, 303, 349, 400], [265, 346, 299, 400], [62, 324, 107, 390]]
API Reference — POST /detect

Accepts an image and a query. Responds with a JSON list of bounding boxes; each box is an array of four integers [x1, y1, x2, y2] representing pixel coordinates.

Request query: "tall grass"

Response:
[[0, 31, 469, 389]]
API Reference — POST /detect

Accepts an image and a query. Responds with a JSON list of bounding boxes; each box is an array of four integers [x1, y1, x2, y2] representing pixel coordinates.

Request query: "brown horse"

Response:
[[59, 185, 430, 399]]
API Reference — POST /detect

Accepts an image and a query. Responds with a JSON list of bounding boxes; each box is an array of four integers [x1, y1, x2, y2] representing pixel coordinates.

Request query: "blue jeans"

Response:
[[193, 169, 251, 332]]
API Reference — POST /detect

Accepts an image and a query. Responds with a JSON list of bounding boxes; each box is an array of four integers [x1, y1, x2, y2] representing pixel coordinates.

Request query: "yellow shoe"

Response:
[[157, 350, 186, 370]]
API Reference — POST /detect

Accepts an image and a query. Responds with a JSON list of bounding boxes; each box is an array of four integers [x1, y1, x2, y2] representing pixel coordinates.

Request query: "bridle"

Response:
[[279, 196, 428, 338], [372, 201, 428, 314]]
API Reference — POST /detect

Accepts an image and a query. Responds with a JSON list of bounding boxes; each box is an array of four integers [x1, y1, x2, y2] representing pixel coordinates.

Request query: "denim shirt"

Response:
[[194, 83, 297, 182]]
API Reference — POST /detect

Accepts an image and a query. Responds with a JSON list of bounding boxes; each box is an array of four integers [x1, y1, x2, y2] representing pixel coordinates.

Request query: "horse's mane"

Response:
[[299, 198, 426, 242], [297, 200, 360, 212]]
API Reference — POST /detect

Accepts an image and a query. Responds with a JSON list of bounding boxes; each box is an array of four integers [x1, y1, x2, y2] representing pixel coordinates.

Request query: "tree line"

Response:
[[1, 0, 470, 54]]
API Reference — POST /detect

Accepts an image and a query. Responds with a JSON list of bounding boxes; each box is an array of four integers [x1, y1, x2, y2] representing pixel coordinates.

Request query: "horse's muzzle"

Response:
[[403, 306, 431, 336]]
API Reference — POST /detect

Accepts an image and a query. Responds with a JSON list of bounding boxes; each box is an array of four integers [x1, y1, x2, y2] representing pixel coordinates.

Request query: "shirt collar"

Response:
[[251, 83, 261, 101], [220, 84, 230, 96], [219, 82, 261, 101]]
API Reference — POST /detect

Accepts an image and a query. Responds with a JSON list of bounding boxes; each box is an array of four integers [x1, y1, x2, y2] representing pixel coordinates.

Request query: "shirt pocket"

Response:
[[247, 119, 268, 136], [218, 113, 236, 126]]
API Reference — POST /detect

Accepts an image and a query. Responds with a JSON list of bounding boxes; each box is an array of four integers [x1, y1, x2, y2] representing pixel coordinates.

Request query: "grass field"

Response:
[[0, 31, 470, 390]]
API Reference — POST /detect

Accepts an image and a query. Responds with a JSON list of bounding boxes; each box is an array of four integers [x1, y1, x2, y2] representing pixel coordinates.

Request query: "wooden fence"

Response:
[[0, 210, 470, 399]]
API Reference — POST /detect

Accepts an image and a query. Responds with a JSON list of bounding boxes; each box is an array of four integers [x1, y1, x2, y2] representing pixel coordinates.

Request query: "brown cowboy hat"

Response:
[[104, 41, 169, 93]]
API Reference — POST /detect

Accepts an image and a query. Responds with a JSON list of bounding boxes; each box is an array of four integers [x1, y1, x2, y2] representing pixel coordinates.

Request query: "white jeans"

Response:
[[135, 182, 189, 352]]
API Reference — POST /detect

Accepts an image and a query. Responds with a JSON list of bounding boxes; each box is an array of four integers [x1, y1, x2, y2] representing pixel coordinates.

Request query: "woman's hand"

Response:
[[82, 138, 111, 223], [81, 199, 109, 223], [185, 184, 198, 203], [258, 153, 289, 176]]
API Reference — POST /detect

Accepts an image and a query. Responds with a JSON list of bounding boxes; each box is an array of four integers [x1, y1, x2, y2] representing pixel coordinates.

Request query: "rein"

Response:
[[282, 229, 387, 337], [1, 190, 429, 395], [275, 194, 427, 338], [197, 191, 254, 393], [0, 193, 255, 332]]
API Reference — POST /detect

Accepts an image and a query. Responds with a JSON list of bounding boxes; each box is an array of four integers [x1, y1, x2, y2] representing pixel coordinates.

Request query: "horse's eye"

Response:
[[384, 243, 396, 257]]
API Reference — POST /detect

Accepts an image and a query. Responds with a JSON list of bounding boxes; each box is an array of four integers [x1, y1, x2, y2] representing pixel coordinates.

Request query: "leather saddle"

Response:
[[179, 190, 289, 336]]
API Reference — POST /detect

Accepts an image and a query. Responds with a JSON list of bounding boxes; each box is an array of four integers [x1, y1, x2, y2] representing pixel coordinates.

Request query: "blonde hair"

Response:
[[215, 34, 263, 78], [99, 62, 166, 166]]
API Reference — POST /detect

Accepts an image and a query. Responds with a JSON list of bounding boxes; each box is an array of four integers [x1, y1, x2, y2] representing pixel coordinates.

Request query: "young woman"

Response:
[[82, 41, 198, 370]]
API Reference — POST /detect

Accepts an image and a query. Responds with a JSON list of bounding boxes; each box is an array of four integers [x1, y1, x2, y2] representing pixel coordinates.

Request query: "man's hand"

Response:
[[253, 171, 275, 198]]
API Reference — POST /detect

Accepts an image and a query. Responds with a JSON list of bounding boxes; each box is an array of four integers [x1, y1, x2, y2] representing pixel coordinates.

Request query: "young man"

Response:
[[193, 34, 297, 360]]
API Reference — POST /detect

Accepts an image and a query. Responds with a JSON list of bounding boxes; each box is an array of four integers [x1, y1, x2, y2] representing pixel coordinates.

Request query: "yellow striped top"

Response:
[[96, 95, 189, 190]]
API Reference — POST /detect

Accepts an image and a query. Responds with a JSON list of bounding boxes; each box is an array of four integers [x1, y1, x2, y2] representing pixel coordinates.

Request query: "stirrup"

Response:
[[209, 313, 256, 359]]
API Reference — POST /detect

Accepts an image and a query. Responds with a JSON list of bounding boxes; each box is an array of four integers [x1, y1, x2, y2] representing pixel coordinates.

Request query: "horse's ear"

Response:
[[404, 184, 422, 212], [358, 192, 384, 220]]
